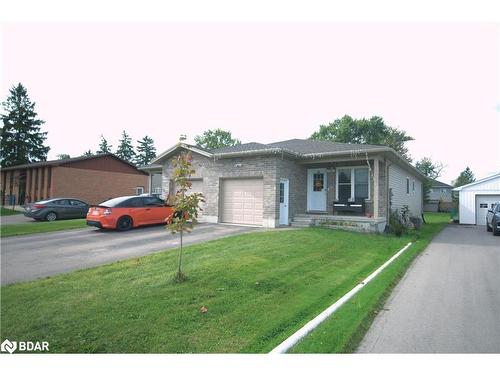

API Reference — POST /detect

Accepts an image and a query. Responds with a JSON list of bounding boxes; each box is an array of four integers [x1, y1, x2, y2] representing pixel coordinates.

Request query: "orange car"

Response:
[[86, 195, 175, 231]]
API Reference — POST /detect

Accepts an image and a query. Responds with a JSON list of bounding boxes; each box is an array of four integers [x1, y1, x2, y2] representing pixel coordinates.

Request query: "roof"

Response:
[[0, 153, 140, 171], [430, 179, 453, 188], [452, 172, 500, 191], [145, 138, 425, 180]]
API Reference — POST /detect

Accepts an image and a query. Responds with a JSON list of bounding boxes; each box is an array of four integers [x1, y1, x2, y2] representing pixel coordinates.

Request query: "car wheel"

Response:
[[486, 222, 492, 232], [493, 221, 499, 236], [45, 211, 57, 221], [117, 216, 133, 231]]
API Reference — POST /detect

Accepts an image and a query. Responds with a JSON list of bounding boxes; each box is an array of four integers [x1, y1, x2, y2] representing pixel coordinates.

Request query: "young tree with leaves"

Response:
[[0, 83, 50, 167], [97, 135, 112, 154], [56, 153, 71, 159], [135, 135, 157, 166], [82, 150, 93, 157], [310, 115, 414, 162], [453, 167, 475, 188], [194, 128, 241, 150], [167, 150, 204, 282], [116, 130, 135, 162]]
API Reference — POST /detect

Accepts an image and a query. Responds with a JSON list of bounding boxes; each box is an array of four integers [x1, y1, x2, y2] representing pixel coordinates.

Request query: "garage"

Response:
[[453, 173, 500, 225], [221, 178, 263, 226], [476, 195, 500, 225]]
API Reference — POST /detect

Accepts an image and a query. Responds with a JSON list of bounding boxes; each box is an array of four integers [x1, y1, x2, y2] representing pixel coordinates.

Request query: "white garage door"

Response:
[[221, 178, 263, 226], [475, 195, 500, 225]]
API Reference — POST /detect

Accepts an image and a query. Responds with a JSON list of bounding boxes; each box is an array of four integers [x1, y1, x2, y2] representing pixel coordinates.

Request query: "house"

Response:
[[452, 172, 500, 225], [424, 179, 453, 212], [0, 153, 149, 205], [142, 139, 425, 233]]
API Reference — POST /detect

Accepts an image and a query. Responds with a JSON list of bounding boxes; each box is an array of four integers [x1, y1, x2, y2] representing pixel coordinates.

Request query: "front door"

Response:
[[307, 168, 327, 211], [279, 179, 289, 225]]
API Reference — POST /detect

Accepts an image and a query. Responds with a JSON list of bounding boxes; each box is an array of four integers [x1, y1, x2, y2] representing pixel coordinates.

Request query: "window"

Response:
[[136, 186, 145, 195], [336, 167, 369, 202], [143, 197, 165, 207], [123, 197, 144, 207], [479, 203, 488, 209], [54, 199, 69, 205], [69, 200, 86, 206], [442, 189, 447, 193], [313, 173, 324, 192], [412, 180, 415, 192], [279, 182, 285, 203], [406, 178, 410, 194]]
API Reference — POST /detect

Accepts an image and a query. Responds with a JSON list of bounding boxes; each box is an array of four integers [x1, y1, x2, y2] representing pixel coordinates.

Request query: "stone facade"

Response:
[[160, 150, 394, 229]]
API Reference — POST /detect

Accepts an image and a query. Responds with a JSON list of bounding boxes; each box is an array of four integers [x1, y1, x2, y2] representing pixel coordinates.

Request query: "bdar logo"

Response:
[[1, 339, 17, 354]]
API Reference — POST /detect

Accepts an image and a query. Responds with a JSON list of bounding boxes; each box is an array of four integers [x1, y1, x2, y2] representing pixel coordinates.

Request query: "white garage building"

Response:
[[453, 173, 500, 225]]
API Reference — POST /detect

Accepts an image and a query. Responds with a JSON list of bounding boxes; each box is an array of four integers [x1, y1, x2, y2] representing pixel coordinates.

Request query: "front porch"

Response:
[[290, 213, 387, 233]]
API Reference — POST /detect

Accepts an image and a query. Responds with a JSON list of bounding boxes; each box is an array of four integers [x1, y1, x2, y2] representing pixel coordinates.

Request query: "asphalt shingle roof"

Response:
[[211, 142, 270, 154], [266, 139, 388, 155]]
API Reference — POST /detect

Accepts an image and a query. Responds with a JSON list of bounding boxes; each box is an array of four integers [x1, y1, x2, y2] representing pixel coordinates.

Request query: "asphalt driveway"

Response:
[[1, 223, 259, 285], [358, 224, 500, 353]]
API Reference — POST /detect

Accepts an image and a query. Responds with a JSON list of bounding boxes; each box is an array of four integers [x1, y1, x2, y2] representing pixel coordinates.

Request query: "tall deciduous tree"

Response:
[[415, 157, 445, 202], [57, 154, 71, 160], [453, 167, 475, 188], [135, 136, 157, 166], [167, 150, 205, 282], [310, 115, 414, 162], [116, 130, 135, 162], [0, 83, 50, 167], [194, 128, 241, 150], [97, 135, 112, 154]]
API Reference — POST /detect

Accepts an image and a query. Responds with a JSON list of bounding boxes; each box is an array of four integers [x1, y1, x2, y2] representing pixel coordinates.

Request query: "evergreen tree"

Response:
[[115, 130, 135, 162], [0, 83, 50, 167], [453, 167, 475, 188], [135, 135, 157, 166], [97, 135, 112, 154]]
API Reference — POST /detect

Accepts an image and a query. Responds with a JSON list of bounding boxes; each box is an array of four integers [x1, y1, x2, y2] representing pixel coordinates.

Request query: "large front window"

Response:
[[336, 167, 369, 201]]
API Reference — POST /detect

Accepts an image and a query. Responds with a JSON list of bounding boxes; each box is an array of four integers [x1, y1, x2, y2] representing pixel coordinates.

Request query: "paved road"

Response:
[[1, 223, 258, 285], [358, 225, 500, 353]]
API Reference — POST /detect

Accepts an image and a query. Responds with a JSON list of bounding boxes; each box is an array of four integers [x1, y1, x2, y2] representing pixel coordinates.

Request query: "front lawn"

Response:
[[290, 212, 449, 353], [1, 219, 87, 237], [0, 206, 21, 216], [1, 227, 412, 353]]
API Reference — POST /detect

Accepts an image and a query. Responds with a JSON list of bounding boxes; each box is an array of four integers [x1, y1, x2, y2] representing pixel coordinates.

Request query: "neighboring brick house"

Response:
[[142, 139, 425, 232], [0, 154, 148, 205]]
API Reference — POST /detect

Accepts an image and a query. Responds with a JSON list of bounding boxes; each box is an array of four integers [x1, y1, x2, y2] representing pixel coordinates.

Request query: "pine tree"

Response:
[[115, 130, 135, 162], [0, 83, 50, 167], [97, 135, 112, 154], [135, 135, 157, 166], [453, 167, 475, 188]]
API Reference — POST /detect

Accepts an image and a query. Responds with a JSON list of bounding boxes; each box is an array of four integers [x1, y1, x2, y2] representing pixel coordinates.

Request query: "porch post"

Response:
[[373, 158, 379, 219]]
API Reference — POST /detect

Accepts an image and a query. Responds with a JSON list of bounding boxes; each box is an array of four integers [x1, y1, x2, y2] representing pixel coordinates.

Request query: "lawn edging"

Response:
[[270, 242, 413, 354], [0, 219, 87, 237]]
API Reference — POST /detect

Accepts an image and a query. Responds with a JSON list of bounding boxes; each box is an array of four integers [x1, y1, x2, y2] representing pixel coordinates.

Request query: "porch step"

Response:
[[290, 216, 315, 228]]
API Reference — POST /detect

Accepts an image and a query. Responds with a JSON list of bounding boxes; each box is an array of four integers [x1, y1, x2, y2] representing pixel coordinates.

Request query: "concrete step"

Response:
[[290, 222, 312, 228]]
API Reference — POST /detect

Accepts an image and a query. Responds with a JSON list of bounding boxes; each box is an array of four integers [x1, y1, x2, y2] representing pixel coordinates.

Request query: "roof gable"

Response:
[[151, 143, 212, 164], [452, 172, 500, 191]]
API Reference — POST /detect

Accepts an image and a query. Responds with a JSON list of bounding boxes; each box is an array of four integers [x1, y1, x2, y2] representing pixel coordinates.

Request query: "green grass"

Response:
[[1, 227, 413, 353], [1, 219, 87, 237], [290, 212, 449, 353], [0, 206, 22, 216]]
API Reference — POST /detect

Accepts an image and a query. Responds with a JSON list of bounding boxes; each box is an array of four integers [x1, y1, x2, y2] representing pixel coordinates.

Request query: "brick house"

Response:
[[141, 139, 425, 232], [0, 153, 148, 205]]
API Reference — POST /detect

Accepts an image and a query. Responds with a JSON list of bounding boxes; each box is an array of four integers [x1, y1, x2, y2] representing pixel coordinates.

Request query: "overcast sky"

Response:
[[1, 22, 499, 184]]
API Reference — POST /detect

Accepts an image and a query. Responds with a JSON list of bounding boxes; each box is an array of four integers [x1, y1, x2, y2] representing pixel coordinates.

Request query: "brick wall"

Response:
[[51, 166, 148, 205]]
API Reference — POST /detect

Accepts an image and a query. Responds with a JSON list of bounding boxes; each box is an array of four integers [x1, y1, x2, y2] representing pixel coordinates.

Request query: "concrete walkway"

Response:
[[358, 224, 500, 353]]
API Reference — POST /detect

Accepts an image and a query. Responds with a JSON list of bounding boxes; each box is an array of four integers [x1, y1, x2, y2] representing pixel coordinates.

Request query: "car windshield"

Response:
[[98, 196, 135, 207]]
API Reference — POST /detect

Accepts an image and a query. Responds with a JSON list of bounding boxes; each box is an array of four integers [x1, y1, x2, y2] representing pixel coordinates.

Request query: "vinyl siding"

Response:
[[457, 175, 500, 224], [388, 163, 423, 217]]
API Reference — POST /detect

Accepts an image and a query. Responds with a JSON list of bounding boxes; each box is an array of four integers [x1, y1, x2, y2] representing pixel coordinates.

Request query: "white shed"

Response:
[[452, 173, 500, 225]]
